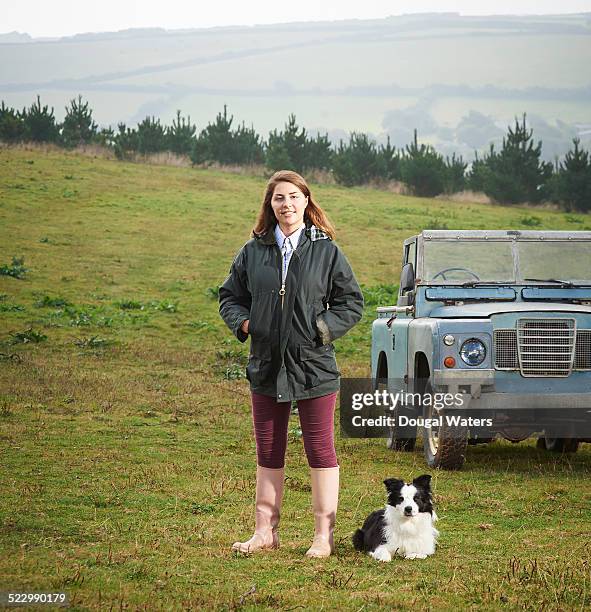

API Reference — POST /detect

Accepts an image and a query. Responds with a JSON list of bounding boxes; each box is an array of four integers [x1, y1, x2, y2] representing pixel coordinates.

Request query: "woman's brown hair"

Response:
[[253, 170, 335, 239]]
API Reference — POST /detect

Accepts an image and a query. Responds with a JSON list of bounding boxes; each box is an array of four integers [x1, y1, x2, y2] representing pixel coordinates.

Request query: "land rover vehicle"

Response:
[[371, 230, 591, 469]]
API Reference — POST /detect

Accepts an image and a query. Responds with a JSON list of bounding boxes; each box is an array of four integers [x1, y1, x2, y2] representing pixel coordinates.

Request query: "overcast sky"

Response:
[[4, 1, 591, 38]]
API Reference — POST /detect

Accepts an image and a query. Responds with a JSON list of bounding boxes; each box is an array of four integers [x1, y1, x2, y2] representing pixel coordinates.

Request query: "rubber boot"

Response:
[[232, 465, 284, 553], [305, 466, 339, 558]]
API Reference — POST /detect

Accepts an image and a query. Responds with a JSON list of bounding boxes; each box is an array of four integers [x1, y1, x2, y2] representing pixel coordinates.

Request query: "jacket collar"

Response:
[[274, 223, 306, 250], [255, 220, 330, 246]]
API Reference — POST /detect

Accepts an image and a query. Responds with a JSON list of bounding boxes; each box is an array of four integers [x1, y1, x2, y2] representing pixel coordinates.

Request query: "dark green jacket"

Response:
[[219, 222, 364, 402]]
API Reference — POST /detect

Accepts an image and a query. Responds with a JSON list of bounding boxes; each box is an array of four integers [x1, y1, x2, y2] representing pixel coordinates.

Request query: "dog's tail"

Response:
[[352, 528, 365, 551]]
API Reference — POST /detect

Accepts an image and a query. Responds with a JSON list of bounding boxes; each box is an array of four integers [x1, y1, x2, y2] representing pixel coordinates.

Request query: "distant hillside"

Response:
[[0, 31, 32, 43], [1, 13, 590, 161]]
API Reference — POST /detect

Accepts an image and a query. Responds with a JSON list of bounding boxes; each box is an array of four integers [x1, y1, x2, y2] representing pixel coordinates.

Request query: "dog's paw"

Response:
[[405, 553, 428, 560], [370, 547, 392, 562]]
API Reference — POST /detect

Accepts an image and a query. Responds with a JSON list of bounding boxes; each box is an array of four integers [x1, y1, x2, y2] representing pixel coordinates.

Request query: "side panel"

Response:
[[388, 316, 411, 380], [371, 318, 389, 380], [371, 316, 411, 382], [407, 318, 439, 392]]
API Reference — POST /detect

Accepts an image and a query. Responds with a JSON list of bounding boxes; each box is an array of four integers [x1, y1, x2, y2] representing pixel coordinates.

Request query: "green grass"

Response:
[[0, 147, 590, 610]]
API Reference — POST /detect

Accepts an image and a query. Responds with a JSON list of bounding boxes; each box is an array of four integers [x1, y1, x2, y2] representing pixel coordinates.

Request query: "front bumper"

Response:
[[432, 369, 591, 409], [430, 368, 591, 437]]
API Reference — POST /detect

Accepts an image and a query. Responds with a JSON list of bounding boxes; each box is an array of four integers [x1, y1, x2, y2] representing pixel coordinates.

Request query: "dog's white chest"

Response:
[[380, 507, 438, 560]]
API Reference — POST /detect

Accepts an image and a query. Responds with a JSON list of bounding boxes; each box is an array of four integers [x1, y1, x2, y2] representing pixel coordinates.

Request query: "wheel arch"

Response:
[[376, 351, 388, 382], [413, 351, 430, 394]]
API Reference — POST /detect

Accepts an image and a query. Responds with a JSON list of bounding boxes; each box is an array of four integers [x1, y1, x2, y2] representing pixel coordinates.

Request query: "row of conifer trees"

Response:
[[1, 95, 589, 211]]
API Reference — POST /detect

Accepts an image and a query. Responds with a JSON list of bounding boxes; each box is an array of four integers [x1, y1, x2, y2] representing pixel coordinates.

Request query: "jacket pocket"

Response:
[[248, 290, 276, 341], [298, 343, 340, 390], [246, 341, 273, 387], [308, 299, 327, 344]]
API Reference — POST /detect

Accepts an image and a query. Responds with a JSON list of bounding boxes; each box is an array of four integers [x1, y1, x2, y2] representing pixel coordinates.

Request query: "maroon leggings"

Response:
[[251, 392, 338, 469]]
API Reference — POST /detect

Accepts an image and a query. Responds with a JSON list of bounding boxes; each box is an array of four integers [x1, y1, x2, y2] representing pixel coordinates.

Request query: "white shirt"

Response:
[[274, 223, 305, 284]]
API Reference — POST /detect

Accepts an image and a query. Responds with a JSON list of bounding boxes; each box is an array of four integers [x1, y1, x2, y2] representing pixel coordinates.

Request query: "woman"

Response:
[[219, 170, 363, 557]]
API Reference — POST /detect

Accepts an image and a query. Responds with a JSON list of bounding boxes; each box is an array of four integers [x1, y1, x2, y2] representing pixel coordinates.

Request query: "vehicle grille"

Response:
[[494, 319, 591, 376], [494, 330, 518, 369], [517, 319, 575, 377], [576, 330, 591, 369]]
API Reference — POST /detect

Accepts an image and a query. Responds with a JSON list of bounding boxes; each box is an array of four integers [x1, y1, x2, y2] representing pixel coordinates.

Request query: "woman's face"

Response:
[[271, 181, 308, 233]]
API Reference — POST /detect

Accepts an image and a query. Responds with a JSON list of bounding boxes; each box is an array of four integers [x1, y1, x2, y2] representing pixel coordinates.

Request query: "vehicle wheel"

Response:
[[377, 379, 417, 452], [423, 380, 467, 470], [386, 406, 417, 452], [538, 436, 579, 453]]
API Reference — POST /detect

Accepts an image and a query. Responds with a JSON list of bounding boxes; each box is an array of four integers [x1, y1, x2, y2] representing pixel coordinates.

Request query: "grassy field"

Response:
[[0, 146, 590, 610]]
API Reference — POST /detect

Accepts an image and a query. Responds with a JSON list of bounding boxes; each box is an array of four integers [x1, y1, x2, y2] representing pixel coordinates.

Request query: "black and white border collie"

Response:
[[352, 475, 439, 561]]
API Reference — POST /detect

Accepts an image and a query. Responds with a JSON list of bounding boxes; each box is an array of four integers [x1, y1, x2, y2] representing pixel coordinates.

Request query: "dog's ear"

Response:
[[383, 478, 405, 493], [413, 474, 432, 490]]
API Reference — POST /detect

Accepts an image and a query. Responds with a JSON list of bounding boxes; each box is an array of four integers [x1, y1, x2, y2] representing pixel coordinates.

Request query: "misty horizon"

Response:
[[1, 11, 589, 163], [3, 0, 591, 39]]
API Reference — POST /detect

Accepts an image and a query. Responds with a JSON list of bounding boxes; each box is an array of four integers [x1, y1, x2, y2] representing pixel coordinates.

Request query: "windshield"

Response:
[[423, 241, 514, 282], [423, 240, 591, 283], [519, 242, 591, 282]]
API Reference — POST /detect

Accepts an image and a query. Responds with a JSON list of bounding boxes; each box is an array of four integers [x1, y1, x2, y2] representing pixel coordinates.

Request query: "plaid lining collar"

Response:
[[256, 221, 330, 245]]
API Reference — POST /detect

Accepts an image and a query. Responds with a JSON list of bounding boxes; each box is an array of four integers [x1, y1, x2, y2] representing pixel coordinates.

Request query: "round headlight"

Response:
[[460, 338, 486, 366], [443, 334, 455, 346]]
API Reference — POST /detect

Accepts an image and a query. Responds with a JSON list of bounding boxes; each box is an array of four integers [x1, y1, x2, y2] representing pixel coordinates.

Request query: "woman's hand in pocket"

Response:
[[241, 319, 250, 335]]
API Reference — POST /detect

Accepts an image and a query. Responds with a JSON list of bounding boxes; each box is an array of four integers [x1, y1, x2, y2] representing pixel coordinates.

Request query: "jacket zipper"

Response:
[[276, 245, 285, 309], [279, 283, 285, 308]]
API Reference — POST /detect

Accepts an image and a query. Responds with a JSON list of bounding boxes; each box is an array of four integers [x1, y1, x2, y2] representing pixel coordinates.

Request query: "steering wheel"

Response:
[[432, 267, 481, 281]]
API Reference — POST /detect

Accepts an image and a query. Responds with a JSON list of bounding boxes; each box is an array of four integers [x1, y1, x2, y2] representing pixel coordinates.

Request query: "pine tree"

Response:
[[0, 101, 26, 142], [468, 150, 490, 193], [554, 138, 591, 212], [191, 105, 234, 165], [266, 114, 308, 172], [377, 136, 401, 181], [190, 106, 264, 165], [136, 116, 167, 154], [332, 133, 381, 186], [304, 131, 333, 172], [400, 130, 447, 197], [263, 138, 291, 171], [470, 114, 552, 204], [233, 122, 264, 165], [444, 153, 467, 194], [61, 95, 98, 148], [166, 109, 196, 155], [95, 126, 115, 148], [23, 95, 60, 142], [113, 122, 139, 159]]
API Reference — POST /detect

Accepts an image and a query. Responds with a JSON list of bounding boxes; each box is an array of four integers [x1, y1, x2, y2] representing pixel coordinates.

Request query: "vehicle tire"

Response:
[[377, 379, 417, 452], [386, 405, 417, 452], [538, 436, 579, 453], [423, 380, 468, 470]]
